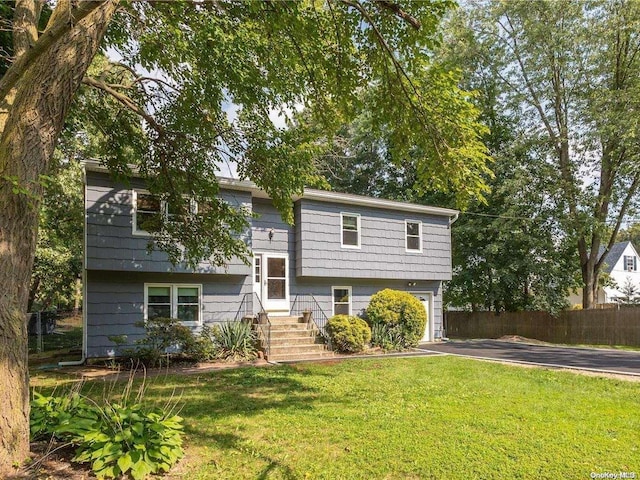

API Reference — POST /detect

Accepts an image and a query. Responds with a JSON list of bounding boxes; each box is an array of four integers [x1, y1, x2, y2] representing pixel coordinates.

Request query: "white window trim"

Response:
[[144, 283, 202, 327], [332, 285, 352, 316], [132, 189, 197, 236], [405, 220, 423, 253], [341, 212, 361, 249], [624, 255, 637, 272]]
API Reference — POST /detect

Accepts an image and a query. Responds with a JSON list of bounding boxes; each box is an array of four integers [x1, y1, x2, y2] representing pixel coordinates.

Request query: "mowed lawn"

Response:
[[102, 356, 638, 480]]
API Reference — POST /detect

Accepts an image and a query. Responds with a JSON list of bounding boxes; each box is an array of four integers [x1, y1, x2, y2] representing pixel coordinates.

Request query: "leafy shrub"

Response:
[[30, 390, 97, 442], [326, 315, 371, 353], [110, 317, 215, 368], [30, 380, 184, 479], [213, 321, 257, 360], [72, 402, 184, 479], [132, 317, 195, 367], [370, 322, 405, 351], [184, 325, 219, 361], [366, 289, 426, 348]]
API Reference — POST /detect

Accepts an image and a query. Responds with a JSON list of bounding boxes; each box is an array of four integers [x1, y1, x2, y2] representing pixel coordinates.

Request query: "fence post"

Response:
[[35, 311, 42, 353]]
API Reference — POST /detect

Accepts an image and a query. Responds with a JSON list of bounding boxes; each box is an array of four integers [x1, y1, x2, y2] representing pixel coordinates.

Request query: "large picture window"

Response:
[[405, 220, 422, 252], [341, 213, 361, 248], [332, 286, 352, 316], [144, 284, 202, 326]]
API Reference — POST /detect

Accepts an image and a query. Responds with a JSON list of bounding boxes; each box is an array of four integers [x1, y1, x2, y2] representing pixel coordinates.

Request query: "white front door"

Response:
[[254, 253, 289, 315], [411, 293, 432, 342]]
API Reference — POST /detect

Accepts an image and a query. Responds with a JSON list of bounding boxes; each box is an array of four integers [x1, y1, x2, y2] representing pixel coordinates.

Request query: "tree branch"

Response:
[[0, 1, 114, 102], [81, 75, 165, 135], [372, 1, 421, 30], [339, 0, 445, 157]]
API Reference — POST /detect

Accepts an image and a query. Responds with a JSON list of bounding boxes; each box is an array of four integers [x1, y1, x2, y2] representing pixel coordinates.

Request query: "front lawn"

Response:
[[30, 356, 640, 478], [116, 356, 639, 479]]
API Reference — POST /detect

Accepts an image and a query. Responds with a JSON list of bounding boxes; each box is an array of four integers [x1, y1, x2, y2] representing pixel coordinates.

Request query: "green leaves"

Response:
[[63, 0, 491, 269], [30, 391, 184, 479]]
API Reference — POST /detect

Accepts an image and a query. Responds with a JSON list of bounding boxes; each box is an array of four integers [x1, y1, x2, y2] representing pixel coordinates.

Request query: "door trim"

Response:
[[411, 291, 434, 342], [253, 252, 290, 315]]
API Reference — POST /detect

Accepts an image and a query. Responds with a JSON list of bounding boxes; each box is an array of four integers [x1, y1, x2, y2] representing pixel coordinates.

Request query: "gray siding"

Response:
[[291, 279, 444, 339], [250, 201, 445, 338], [251, 199, 296, 254], [295, 199, 452, 280], [86, 271, 250, 357], [85, 171, 251, 275], [85, 177, 451, 357]]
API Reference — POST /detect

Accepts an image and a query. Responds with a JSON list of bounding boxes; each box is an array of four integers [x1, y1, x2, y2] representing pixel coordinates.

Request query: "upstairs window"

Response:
[[133, 191, 162, 234], [624, 255, 637, 272], [145, 284, 201, 326], [133, 190, 196, 235], [341, 213, 361, 248], [406, 220, 422, 252]]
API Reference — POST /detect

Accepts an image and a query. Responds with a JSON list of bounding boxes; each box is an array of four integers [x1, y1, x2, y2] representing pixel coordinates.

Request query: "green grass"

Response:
[[33, 356, 640, 479]]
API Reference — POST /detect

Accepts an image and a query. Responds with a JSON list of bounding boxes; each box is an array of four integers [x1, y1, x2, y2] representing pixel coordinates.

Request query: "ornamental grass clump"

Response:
[[213, 321, 257, 360], [326, 315, 371, 353], [366, 289, 426, 348]]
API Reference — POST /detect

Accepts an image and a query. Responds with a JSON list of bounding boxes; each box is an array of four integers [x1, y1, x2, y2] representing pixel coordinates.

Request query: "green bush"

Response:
[[366, 289, 426, 348], [30, 389, 184, 479], [326, 315, 371, 353], [213, 321, 257, 360], [72, 402, 184, 480], [30, 391, 98, 442]]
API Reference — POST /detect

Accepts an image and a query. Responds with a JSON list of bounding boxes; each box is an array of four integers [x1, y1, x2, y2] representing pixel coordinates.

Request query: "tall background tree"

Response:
[[462, 0, 640, 309], [0, 0, 489, 471]]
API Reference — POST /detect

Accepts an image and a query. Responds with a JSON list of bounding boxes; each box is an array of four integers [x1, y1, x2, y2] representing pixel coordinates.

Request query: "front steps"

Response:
[[255, 315, 334, 362]]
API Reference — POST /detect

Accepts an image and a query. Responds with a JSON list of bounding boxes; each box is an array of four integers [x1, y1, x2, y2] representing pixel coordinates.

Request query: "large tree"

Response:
[[0, 0, 489, 471], [465, 0, 640, 309]]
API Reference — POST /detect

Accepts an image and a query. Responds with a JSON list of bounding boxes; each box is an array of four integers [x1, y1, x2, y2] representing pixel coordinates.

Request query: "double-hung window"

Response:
[[332, 286, 352, 316], [405, 220, 422, 253], [624, 255, 637, 272], [133, 191, 162, 234], [145, 284, 202, 326], [133, 190, 197, 235], [341, 213, 361, 248]]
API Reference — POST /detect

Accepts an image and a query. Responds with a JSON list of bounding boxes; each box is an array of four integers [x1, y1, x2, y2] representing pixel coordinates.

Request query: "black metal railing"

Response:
[[235, 293, 271, 357], [290, 294, 329, 339]]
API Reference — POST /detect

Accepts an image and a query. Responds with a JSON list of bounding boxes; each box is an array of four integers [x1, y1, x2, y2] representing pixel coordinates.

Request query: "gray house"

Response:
[[83, 161, 458, 360]]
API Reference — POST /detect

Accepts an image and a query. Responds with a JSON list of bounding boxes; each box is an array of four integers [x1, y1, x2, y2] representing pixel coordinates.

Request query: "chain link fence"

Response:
[[27, 310, 83, 356]]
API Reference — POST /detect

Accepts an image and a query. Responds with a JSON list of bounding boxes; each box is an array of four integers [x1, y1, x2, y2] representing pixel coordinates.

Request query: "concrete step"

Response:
[[269, 344, 328, 355], [257, 329, 317, 341], [267, 316, 304, 325], [269, 336, 325, 346], [268, 350, 336, 362], [269, 323, 310, 331]]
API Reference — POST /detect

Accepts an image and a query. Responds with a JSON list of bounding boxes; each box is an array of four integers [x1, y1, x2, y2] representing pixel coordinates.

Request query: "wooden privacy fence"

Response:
[[446, 308, 640, 347]]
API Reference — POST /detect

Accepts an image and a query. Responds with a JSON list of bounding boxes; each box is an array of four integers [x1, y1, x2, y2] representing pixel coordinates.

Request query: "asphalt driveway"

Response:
[[417, 340, 640, 376]]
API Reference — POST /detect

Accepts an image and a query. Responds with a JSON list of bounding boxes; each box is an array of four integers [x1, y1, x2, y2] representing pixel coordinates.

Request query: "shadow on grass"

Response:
[[205, 432, 299, 480]]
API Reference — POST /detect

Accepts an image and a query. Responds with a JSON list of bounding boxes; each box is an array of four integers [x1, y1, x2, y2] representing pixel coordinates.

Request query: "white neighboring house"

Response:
[[568, 241, 640, 306]]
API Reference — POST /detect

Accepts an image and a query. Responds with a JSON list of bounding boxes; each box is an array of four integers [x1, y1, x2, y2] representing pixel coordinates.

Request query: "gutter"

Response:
[[58, 165, 87, 367], [448, 212, 459, 228]]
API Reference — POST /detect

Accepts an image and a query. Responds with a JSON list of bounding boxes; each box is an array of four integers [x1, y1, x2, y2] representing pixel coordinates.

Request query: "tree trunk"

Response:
[[581, 254, 597, 309], [0, 1, 117, 473]]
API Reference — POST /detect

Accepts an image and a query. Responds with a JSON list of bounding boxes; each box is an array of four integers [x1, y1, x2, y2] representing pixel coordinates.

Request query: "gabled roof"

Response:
[[599, 241, 635, 273]]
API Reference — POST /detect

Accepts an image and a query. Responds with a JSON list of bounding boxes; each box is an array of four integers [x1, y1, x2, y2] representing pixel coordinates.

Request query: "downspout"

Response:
[[448, 212, 459, 228], [59, 164, 87, 366]]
